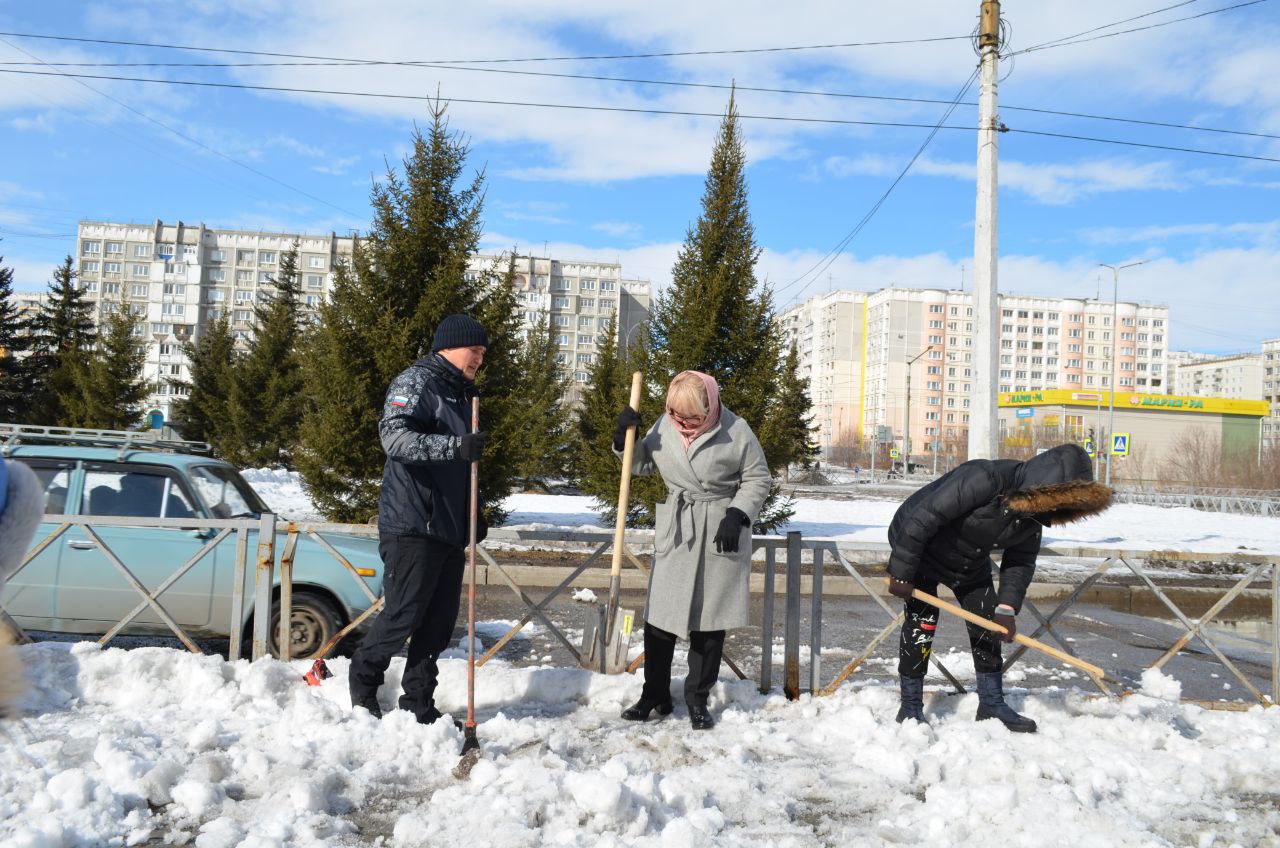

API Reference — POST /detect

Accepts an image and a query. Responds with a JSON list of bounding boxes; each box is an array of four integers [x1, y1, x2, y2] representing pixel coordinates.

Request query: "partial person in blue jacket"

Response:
[[348, 314, 488, 724], [886, 444, 1112, 733], [1, 458, 44, 716]]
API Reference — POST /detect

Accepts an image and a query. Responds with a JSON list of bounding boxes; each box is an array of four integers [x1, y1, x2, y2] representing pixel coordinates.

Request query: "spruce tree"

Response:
[[571, 316, 650, 522], [612, 92, 808, 529], [508, 311, 571, 491], [27, 256, 96, 424], [758, 342, 820, 473], [0, 252, 31, 422], [171, 313, 236, 448], [63, 295, 148, 430], [296, 105, 522, 523], [224, 242, 305, 467]]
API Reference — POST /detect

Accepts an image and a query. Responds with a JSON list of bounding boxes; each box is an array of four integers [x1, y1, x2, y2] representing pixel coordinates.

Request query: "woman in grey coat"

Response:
[[614, 371, 771, 729]]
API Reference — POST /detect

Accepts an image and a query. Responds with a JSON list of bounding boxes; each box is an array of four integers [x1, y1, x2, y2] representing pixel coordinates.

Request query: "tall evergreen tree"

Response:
[[508, 311, 572, 491], [224, 242, 305, 467], [296, 106, 522, 523], [758, 342, 820, 473], [63, 295, 148, 430], [171, 313, 237, 448], [571, 316, 649, 521], [603, 92, 808, 529], [0, 252, 31, 421], [27, 256, 96, 424]]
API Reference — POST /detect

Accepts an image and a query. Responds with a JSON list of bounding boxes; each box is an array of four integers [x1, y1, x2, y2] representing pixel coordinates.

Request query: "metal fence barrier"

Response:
[[5, 517, 1277, 710]]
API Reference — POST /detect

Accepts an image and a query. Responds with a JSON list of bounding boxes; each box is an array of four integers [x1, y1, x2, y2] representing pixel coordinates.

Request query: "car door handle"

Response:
[[67, 540, 96, 550]]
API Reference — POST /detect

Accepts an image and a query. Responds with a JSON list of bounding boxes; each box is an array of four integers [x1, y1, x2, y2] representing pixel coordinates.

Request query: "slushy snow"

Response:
[[4, 642, 1280, 846], [5, 472, 1272, 844]]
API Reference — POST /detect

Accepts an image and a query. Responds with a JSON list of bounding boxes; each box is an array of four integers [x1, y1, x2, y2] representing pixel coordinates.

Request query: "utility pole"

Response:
[[969, 0, 1001, 461], [1099, 259, 1146, 487]]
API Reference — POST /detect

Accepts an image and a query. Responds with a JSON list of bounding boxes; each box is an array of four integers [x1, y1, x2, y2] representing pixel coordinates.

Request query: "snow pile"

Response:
[[4, 641, 1280, 846], [240, 468, 324, 522], [572, 588, 599, 603]]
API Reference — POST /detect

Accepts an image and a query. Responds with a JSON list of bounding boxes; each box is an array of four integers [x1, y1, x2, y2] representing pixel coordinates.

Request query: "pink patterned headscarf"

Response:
[[666, 370, 722, 449]]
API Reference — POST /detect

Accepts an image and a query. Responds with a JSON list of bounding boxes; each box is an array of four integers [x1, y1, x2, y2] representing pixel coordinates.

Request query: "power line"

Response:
[[1006, 127, 1280, 164], [775, 67, 982, 304], [1017, 0, 1204, 52], [0, 30, 972, 65], [0, 68, 979, 132], [4, 57, 1277, 142], [8, 66, 1280, 166], [0, 41, 363, 219], [1014, 0, 1269, 55]]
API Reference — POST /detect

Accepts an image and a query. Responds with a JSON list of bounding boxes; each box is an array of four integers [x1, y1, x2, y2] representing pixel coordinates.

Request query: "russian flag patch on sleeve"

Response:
[[390, 395, 410, 408]]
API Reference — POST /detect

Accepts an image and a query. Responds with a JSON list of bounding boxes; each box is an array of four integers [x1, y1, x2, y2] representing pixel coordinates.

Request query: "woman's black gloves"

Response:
[[713, 507, 749, 553], [614, 406, 643, 451]]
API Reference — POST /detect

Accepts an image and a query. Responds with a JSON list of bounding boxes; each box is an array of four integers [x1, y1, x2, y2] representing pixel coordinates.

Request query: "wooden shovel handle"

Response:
[[903, 583, 1106, 680], [610, 372, 644, 582]]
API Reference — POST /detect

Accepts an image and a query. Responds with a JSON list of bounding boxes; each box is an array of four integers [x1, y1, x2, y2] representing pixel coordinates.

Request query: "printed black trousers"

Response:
[[898, 575, 1002, 679]]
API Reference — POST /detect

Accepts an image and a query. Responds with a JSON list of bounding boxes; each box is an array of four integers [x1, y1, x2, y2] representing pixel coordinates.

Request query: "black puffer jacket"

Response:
[[377, 354, 477, 543], [887, 444, 1111, 611]]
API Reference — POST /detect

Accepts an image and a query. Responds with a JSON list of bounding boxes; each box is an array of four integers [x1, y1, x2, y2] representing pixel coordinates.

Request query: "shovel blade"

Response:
[[580, 605, 635, 674]]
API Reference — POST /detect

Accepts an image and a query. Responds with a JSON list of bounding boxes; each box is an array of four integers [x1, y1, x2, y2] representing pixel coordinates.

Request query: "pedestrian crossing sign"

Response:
[[1111, 433, 1130, 456], [1083, 437, 1094, 456], [889, 448, 900, 459]]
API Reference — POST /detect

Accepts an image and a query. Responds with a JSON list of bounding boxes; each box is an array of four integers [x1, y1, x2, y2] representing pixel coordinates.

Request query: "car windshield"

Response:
[[189, 465, 270, 519]]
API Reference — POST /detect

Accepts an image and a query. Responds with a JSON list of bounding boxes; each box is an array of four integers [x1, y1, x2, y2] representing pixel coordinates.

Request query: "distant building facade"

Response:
[[778, 286, 1170, 462]]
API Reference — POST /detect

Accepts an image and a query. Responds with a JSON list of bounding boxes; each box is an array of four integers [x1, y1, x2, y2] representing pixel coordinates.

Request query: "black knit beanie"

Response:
[[431, 314, 489, 352]]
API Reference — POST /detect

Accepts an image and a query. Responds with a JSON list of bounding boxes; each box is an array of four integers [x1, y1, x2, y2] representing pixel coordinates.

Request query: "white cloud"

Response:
[[592, 221, 643, 239], [1081, 220, 1280, 246], [825, 154, 1186, 204]]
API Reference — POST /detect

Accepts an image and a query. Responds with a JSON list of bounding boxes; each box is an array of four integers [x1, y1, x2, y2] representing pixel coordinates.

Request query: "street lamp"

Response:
[[904, 344, 936, 474], [1098, 260, 1147, 486]]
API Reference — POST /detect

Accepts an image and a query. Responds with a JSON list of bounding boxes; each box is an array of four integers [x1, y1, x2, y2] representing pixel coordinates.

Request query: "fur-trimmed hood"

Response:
[[1005, 443, 1113, 525], [1005, 480, 1113, 525]]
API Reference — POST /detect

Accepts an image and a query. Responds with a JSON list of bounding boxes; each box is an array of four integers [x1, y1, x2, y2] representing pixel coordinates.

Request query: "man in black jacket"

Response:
[[886, 443, 1112, 733], [348, 314, 489, 724]]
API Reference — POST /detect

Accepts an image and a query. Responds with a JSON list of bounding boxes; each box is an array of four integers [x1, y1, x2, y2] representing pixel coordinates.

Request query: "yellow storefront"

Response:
[[997, 390, 1269, 480]]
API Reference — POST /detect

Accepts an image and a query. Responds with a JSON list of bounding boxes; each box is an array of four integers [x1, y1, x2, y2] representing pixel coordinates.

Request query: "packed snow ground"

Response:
[[242, 470, 1280, 557], [5, 640, 1280, 847]]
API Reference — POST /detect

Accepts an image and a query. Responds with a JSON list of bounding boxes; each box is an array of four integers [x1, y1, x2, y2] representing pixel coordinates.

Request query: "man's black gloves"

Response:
[[993, 604, 1017, 643], [888, 577, 915, 600], [613, 406, 643, 451], [713, 507, 749, 553], [458, 431, 487, 462]]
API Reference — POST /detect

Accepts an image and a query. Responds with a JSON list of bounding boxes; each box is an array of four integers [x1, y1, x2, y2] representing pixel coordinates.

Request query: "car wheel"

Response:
[[266, 591, 344, 661]]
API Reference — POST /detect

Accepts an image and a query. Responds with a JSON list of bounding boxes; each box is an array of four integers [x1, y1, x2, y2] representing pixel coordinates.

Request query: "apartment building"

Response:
[[1170, 352, 1263, 399], [469, 253, 652, 406], [76, 220, 357, 421], [778, 287, 1170, 461], [1263, 338, 1280, 449]]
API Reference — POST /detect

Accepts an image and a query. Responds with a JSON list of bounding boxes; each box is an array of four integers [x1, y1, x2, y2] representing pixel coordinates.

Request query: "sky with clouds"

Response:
[[2, 0, 1279, 353]]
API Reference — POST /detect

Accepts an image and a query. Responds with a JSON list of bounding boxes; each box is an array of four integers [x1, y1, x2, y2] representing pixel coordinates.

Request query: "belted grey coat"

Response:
[[621, 407, 772, 639]]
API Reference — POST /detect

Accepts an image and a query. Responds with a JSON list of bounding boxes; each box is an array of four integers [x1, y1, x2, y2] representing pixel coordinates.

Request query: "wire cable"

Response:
[[774, 66, 982, 304], [1018, 0, 1203, 52], [0, 41, 362, 219], [0, 30, 972, 65], [0, 68, 982, 132], [1013, 0, 1268, 55], [3, 56, 1275, 142], [14, 65, 1280, 164]]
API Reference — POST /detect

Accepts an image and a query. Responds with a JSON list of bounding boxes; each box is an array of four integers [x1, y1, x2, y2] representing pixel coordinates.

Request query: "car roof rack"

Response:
[[0, 423, 214, 461]]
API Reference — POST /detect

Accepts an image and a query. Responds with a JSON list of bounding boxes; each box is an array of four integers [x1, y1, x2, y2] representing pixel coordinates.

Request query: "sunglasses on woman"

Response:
[[667, 408, 706, 426]]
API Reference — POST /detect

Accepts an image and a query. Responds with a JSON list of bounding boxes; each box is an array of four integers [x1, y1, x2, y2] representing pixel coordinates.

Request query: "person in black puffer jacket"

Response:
[[348, 314, 489, 725], [886, 443, 1112, 733]]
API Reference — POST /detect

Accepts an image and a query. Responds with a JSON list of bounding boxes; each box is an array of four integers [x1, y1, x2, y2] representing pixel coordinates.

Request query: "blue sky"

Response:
[[2, 0, 1279, 353]]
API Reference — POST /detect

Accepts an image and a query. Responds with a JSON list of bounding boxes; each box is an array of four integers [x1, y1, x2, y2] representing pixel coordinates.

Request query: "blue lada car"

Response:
[[1, 427, 383, 659]]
